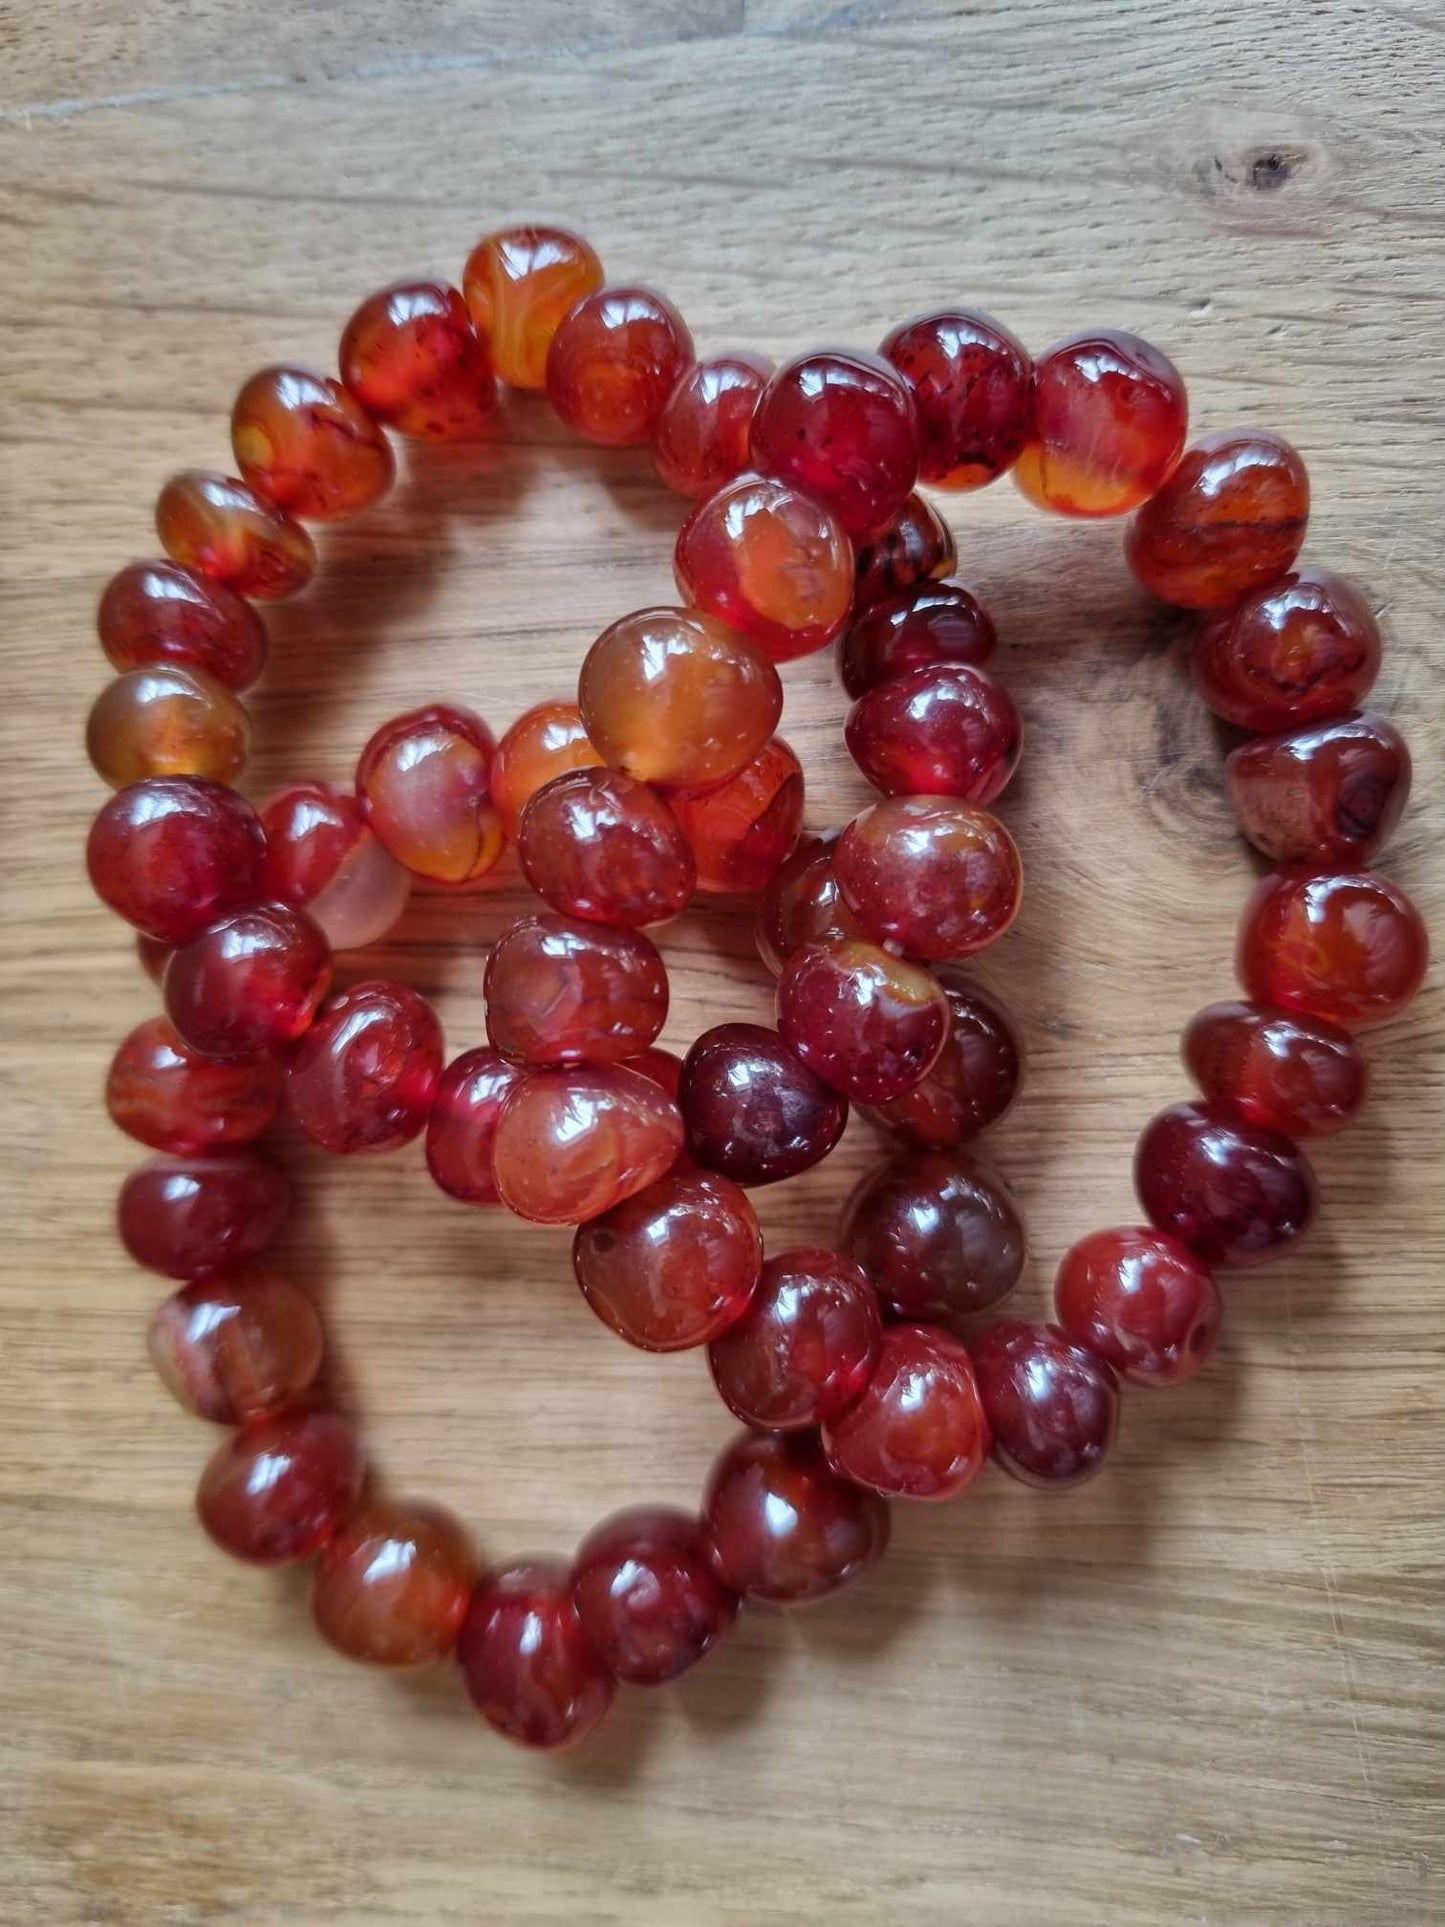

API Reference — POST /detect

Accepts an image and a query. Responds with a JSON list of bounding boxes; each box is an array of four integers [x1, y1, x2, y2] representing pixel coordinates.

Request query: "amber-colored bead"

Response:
[[490, 700, 600, 839], [457, 1560, 614, 1749], [777, 938, 950, 1105], [1014, 330, 1187, 517], [838, 579, 997, 699], [107, 1015, 280, 1155], [156, 472, 316, 601], [675, 475, 853, 663], [845, 662, 1021, 803], [285, 981, 443, 1154], [1054, 1227, 1220, 1388], [578, 607, 782, 793], [836, 795, 1022, 960], [703, 1429, 890, 1607], [313, 1501, 477, 1666], [148, 1272, 324, 1422], [1125, 430, 1309, 608], [880, 309, 1033, 490], [571, 1506, 738, 1686], [518, 768, 694, 926], [355, 703, 504, 885], [86, 664, 251, 789], [1237, 869, 1428, 1031], [708, 1246, 880, 1430], [852, 492, 956, 610], [98, 559, 268, 690], [750, 348, 920, 541], [1225, 712, 1410, 869], [823, 1323, 989, 1501], [86, 775, 266, 944], [841, 1150, 1024, 1322], [462, 224, 604, 391], [484, 913, 667, 1066], [970, 1320, 1119, 1488], [118, 1150, 288, 1280], [259, 782, 411, 951], [1183, 999, 1367, 1139], [165, 903, 332, 1061], [679, 1023, 848, 1186], [870, 970, 1021, 1147], [669, 737, 804, 895], [197, 1408, 363, 1566], [231, 366, 394, 521], [491, 1064, 683, 1224], [1135, 1100, 1317, 1267], [754, 831, 865, 976], [546, 286, 692, 446], [425, 1047, 528, 1205], [1192, 568, 1381, 731], [339, 281, 496, 440], [651, 352, 772, 499]]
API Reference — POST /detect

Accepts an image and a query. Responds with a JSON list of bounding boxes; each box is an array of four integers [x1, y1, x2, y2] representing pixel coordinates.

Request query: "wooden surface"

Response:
[[2, 4, 1442, 1921]]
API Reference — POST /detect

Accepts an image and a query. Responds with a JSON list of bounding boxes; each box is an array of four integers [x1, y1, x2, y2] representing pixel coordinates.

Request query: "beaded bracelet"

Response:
[[86, 223, 1426, 1751]]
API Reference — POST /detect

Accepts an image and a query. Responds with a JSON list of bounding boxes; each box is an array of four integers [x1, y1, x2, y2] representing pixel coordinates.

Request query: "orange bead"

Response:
[[1237, 869, 1428, 1032], [651, 352, 773, 499], [355, 703, 504, 884], [1125, 431, 1309, 608], [491, 1064, 685, 1225], [1013, 329, 1187, 517], [670, 738, 804, 894], [339, 281, 496, 440], [312, 1500, 477, 1666], [231, 366, 394, 521], [462, 224, 604, 391], [86, 664, 251, 788], [156, 471, 316, 601], [489, 700, 600, 838], [674, 475, 854, 662], [546, 287, 693, 446]]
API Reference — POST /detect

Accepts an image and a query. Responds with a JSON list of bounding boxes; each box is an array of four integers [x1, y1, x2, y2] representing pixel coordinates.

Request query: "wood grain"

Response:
[[1, 3, 1442, 1921]]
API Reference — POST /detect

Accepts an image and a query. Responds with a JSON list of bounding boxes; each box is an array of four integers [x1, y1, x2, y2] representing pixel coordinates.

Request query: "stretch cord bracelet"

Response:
[[85, 224, 1427, 1750]]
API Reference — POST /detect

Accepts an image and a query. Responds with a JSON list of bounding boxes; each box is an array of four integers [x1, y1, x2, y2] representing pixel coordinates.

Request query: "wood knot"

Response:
[[1199, 140, 1319, 198]]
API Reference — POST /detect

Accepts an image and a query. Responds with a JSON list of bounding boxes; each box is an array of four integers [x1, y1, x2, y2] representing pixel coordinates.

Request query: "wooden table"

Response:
[[3, 4, 1442, 1920]]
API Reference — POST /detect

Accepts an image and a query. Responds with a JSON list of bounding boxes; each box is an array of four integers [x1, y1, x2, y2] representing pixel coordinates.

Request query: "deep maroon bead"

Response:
[[457, 1560, 614, 1749], [284, 980, 443, 1153], [822, 1322, 990, 1501], [425, 1047, 529, 1204], [197, 1407, 363, 1565], [851, 492, 956, 609], [845, 661, 1022, 803], [838, 579, 997, 700], [880, 309, 1033, 490], [1182, 999, 1366, 1139], [840, 1150, 1024, 1322], [708, 1245, 881, 1429], [679, 1022, 847, 1186], [1225, 712, 1411, 868], [749, 348, 920, 540], [570, 1506, 738, 1686], [1134, 1100, 1317, 1267], [754, 832, 864, 977], [776, 939, 950, 1105], [702, 1429, 890, 1607], [971, 1320, 1119, 1488], [118, 1150, 288, 1279], [86, 776, 266, 945], [517, 767, 695, 927], [164, 902, 333, 1061], [1054, 1227, 1221, 1388], [870, 969, 1021, 1147]]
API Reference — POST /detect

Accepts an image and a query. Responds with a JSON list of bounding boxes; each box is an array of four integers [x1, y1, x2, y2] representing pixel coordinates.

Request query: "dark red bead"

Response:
[[971, 1320, 1120, 1488], [312, 1500, 477, 1666], [703, 1429, 890, 1607], [1125, 430, 1309, 609], [851, 492, 956, 609], [845, 661, 1022, 803], [776, 939, 950, 1106], [425, 1047, 529, 1204], [749, 348, 920, 540], [484, 912, 668, 1065], [197, 1407, 363, 1565], [148, 1272, 324, 1422], [106, 1015, 281, 1154], [517, 767, 695, 927], [835, 795, 1022, 961], [164, 902, 333, 1061], [570, 1506, 738, 1686], [285, 980, 443, 1153], [118, 1150, 288, 1279], [1183, 999, 1367, 1139], [339, 280, 496, 441], [1237, 869, 1428, 1031], [86, 776, 266, 945], [880, 309, 1033, 490], [870, 970, 1021, 1147], [1225, 712, 1411, 869], [679, 1022, 847, 1186], [1134, 1100, 1317, 1267], [708, 1246, 881, 1430], [457, 1560, 614, 1749], [491, 1064, 684, 1225], [1192, 568, 1380, 732], [651, 351, 773, 499], [1054, 1227, 1221, 1388], [98, 558, 268, 691], [754, 832, 865, 977], [823, 1322, 989, 1500], [840, 1150, 1025, 1322], [838, 579, 997, 700]]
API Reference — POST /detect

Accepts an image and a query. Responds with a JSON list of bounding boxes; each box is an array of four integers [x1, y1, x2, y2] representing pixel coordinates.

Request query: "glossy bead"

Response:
[[491, 1064, 683, 1224], [754, 831, 865, 976], [836, 796, 1022, 961], [425, 1047, 528, 1204], [573, 1169, 762, 1351], [845, 662, 1021, 803], [517, 768, 694, 926], [285, 981, 443, 1154], [1013, 330, 1187, 517], [777, 939, 950, 1105], [490, 700, 599, 838], [546, 286, 692, 446], [259, 782, 411, 951], [231, 366, 394, 520], [1134, 1100, 1317, 1267], [118, 1150, 288, 1280], [137, 933, 174, 983], [1125, 430, 1309, 608], [457, 1560, 614, 1749], [679, 1022, 847, 1186], [870, 971, 1022, 1147], [674, 474, 853, 662], [462, 224, 604, 391], [197, 1408, 363, 1566], [86, 776, 266, 944], [86, 664, 251, 789], [484, 912, 667, 1065], [1225, 712, 1410, 868], [838, 579, 997, 699], [620, 1046, 685, 1103], [313, 1501, 477, 1666], [1192, 568, 1381, 731], [339, 281, 496, 440], [1183, 999, 1367, 1139], [355, 703, 504, 885], [708, 1246, 880, 1430], [840, 1150, 1025, 1322], [147, 1272, 324, 1422], [852, 492, 956, 610], [970, 1321, 1119, 1488], [165, 903, 332, 1061], [651, 352, 772, 499], [823, 1323, 989, 1501], [106, 1015, 280, 1154], [571, 1507, 738, 1686], [703, 1429, 890, 1607], [1237, 869, 1428, 1031], [578, 607, 782, 793], [669, 737, 804, 894], [98, 559, 267, 690], [1054, 1227, 1221, 1388], [880, 309, 1033, 489], [750, 348, 920, 540], [156, 471, 316, 601]]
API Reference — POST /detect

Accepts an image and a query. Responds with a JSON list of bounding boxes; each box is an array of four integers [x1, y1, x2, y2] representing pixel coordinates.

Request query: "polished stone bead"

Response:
[[679, 1022, 847, 1186], [708, 1245, 880, 1430], [1053, 1226, 1221, 1388], [1225, 712, 1411, 868], [1192, 568, 1381, 731], [490, 1064, 684, 1224], [546, 286, 692, 445], [823, 1322, 989, 1501], [87, 664, 251, 789], [156, 471, 316, 601], [669, 737, 804, 894], [750, 348, 920, 540], [107, 1015, 280, 1155], [339, 281, 496, 440], [489, 700, 600, 839], [148, 1272, 324, 1422], [484, 912, 667, 1065], [776, 938, 950, 1105], [570, 1506, 738, 1685], [259, 782, 412, 951], [425, 1047, 529, 1204], [869, 970, 1021, 1147], [703, 1428, 890, 1606], [754, 831, 865, 977], [165, 902, 333, 1061], [840, 1149, 1025, 1322], [355, 703, 504, 886], [98, 559, 268, 691], [845, 662, 1021, 803], [197, 1408, 363, 1565], [118, 1150, 289, 1279], [463, 225, 604, 391], [1013, 329, 1187, 516], [651, 352, 772, 499], [137, 933, 173, 983], [674, 474, 853, 662], [838, 578, 997, 699], [1134, 1100, 1317, 1266], [970, 1320, 1119, 1488], [1237, 869, 1428, 1031], [285, 980, 442, 1154], [1183, 999, 1367, 1139], [312, 1501, 477, 1665], [457, 1560, 614, 1748], [1125, 430, 1309, 607], [231, 365, 394, 520], [851, 491, 956, 609], [880, 308, 1033, 489], [517, 768, 694, 926], [86, 775, 266, 944], [836, 795, 1022, 960]]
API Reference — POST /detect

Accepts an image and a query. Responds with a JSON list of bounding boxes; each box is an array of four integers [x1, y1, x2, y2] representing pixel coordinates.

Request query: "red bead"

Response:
[[669, 737, 805, 894], [197, 1408, 363, 1566], [339, 281, 496, 441], [851, 492, 956, 609], [836, 795, 1022, 960], [573, 1169, 762, 1351], [259, 782, 411, 951], [620, 1046, 685, 1104], [880, 309, 1033, 490], [823, 1322, 989, 1501], [1125, 430, 1309, 608], [651, 352, 772, 499], [1053, 1227, 1221, 1388], [231, 365, 394, 521], [674, 474, 853, 662], [546, 286, 692, 446], [1192, 568, 1381, 731], [156, 471, 316, 601], [118, 1150, 288, 1279], [970, 1320, 1119, 1488], [703, 1429, 890, 1606], [490, 700, 600, 839], [165, 902, 332, 1061], [679, 1023, 847, 1186], [1183, 999, 1367, 1139], [457, 1560, 614, 1749], [517, 768, 694, 927], [356, 703, 504, 886], [98, 559, 268, 691], [1237, 869, 1428, 1031], [1225, 712, 1410, 869], [425, 1047, 529, 1204], [484, 912, 667, 1066], [845, 662, 1021, 803], [491, 1064, 683, 1225], [312, 1501, 477, 1666], [137, 933, 173, 983], [87, 664, 251, 790], [571, 1506, 738, 1686], [107, 1015, 280, 1154], [285, 980, 442, 1154], [754, 831, 865, 976], [1134, 1100, 1317, 1267], [838, 578, 997, 700], [840, 1150, 1025, 1321], [777, 938, 950, 1105], [708, 1246, 881, 1430], [86, 775, 265, 944], [1014, 329, 1187, 517], [870, 970, 1021, 1147], [463, 225, 604, 391], [148, 1272, 324, 1422], [750, 348, 920, 540]]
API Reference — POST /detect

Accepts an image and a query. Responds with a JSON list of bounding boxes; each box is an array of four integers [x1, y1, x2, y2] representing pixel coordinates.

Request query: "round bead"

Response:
[[708, 1246, 881, 1430], [620, 1046, 686, 1106], [870, 970, 1021, 1147], [1125, 429, 1309, 607], [571, 1506, 738, 1686], [851, 492, 956, 610], [1014, 330, 1187, 517], [231, 365, 394, 520], [197, 1408, 363, 1566], [674, 474, 854, 662], [880, 309, 1033, 490], [285, 981, 443, 1154], [1225, 712, 1411, 869], [651, 352, 772, 499], [425, 1047, 529, 1205], [777, 938, 950, 1105], [669, 737, 804, 894], [259, 782, 411, 952], [156, 471, 316, 601], [1053, 1227, 1221, 1388], [545, 286, 692, 446], [137, 933, 173, 983], [86, 663, 251, 789], [835, 795, 1022, 960], [118, 1151, 288, 1280], [750, 348, 920, 540], [517, 768, 694, 927], [339, 281, 496, 440], [107, 1015, 280, 1154], [754, 831, 865, 976], [1192, 568, 1381, 731], [491, 1064, 684, 1225], [312, 1501, 477, 1666], [489, 700, 599, 839], [679, 1022, 848, 1186], [356, 703, 504, 886], [1134, 1100, 1317, 1267], [840, 1150, 1025, 1321], [1183, 999, 1367, 1139], [98, 559, 268, 691], [703, 1429, 890, 1607], [462, 224, 604, 391], [148, 1272, 324, 1422], [970, 1321, 1120, 1488], [484, 912, 667, 1066], [838, 579, 997, 700], [845, 662, 1021, 803], [86, 775, 265, 945], [1237, 869, 1428, 1031], [165, 902, 332, 1061], [822, 1323, 989, 1501], [457, 1560, 614, 1749]]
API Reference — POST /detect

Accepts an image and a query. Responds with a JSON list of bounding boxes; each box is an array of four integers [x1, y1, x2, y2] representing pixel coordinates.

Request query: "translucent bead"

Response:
[[571, 1506, 737, 1686], [98, 559, 267, 690], [852, 491, 956, 610], [1183, 999, 1366, 1138], [517, 768, 695, 926], [457, 1560, 614, 1749], [840, 1149, 1025, 1321], [86, 776, 266, 944], [355, 703, 504, 885], [259, 782, 411, 951], [148, 1272, 324, 1421], [880, 308, 1033, 489], [1237, 869, 1428, 1031], [231, 365, 394, 520], [1134, 1100, 1316, 1267], [669, 737, 804, 894], [754, 831, 864, 976], [1192, 568, 1380, 731], [165, 903, 332, 1060], [137, 933, 172, 983], [86, 664, 251, 788], [651, 352, 772, 499], [703, 1429, 890, 1606], [845, 662, 1021, 803], [970, 1320, 1119, 1488], [312, 1501, 477, 1665], [107, 1015, 280, 1154], [339, 281, 496, 440], [679, 1022, 847, 1186], [197, 1408, 363, 1565], [1125, 430, 1309, 607], [490, 700, 599, 838], [823, 1322, 989, 1501], [118, 1150, 288, 1280], [836, 795, 1022, 960], [425, 1047, 528, 1204], [674, 474, 853, 661], [1225, 712, 1410, 868], [462, 224, 604, 391], [838, 579, 997, 699], [484, 912, 667, 1065], [156, 471, 316, 600], [749, 348, 920, 540], [777, 938, 950, 1105], [490, 1064, 683, 1224], [1054, 1227, 1220, 1388], [1013, 330, 1187, 517], [708, 1246, 881, 1429], [869, 970, 1021, 1147], [285, 981, 443, 1154], [545, 286, 692, 445]]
